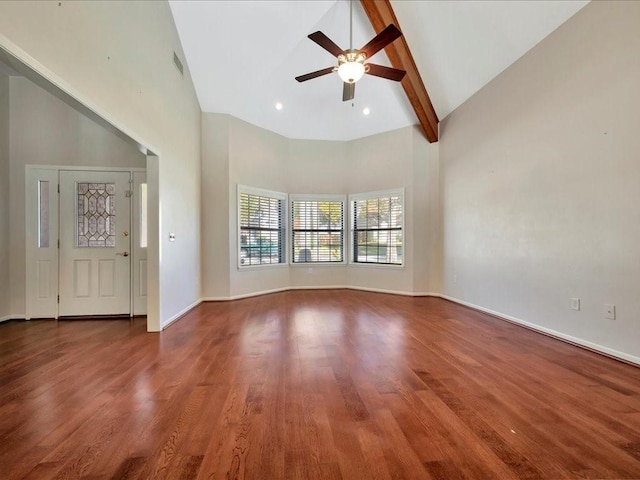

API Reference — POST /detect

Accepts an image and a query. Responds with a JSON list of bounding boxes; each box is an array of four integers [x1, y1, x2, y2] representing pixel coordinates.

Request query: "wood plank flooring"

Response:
[[1, 290, 640, 479]]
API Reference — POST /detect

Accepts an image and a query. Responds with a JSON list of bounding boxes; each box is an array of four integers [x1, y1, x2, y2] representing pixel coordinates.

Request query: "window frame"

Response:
[[237, 185, 288, 269], [349, 188, 405, 268], [289, 194, 347, 265]]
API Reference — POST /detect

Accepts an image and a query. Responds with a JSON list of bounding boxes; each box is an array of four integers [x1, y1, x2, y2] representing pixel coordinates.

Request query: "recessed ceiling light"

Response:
[[363, 107, 370, 115], [275, 102, 283, 110]]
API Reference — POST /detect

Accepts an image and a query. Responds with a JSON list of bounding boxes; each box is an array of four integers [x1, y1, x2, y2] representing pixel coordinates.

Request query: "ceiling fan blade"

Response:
[[366, 63, 406, 82], [359, 24, 402, 59], [308, 31, 344, 58], [342, 82, 355, 102], [295, 67, 336, 83]]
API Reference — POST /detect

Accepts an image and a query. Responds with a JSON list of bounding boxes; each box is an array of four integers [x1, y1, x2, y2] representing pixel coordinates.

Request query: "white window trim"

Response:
[[289, 193, 347, 266], [237, 184, 288, 270], [349, 188, 405, 268]]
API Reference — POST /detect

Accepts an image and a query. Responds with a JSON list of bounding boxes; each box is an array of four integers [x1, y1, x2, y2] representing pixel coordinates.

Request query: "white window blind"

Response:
[[291, 197, 344, 263], [351, 190, 403, 265], [238, 187, 286, 266]]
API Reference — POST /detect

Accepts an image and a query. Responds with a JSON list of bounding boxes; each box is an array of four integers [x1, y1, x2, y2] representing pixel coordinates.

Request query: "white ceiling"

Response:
[[169, 0, 588, 141]]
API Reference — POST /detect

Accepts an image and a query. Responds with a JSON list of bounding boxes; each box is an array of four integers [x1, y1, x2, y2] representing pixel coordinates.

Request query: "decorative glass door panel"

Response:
[[77, 182, 116, 248]]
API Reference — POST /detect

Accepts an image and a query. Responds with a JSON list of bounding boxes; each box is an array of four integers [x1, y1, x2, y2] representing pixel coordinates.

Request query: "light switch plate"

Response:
[[604, 304, 616, 320], [571, 298, 580, 311], [169, 232, 176, 242]]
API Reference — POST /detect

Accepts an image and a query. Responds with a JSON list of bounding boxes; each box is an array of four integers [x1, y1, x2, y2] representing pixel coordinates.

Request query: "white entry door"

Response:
[[59, 170, 131, 316]]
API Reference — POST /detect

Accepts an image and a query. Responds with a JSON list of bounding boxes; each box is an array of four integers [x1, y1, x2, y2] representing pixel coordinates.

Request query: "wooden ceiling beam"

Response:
[[360, 0, 439, 142]]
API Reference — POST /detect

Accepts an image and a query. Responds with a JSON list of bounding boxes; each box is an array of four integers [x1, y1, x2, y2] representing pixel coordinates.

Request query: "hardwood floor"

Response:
[[2, 290, 640, 479]]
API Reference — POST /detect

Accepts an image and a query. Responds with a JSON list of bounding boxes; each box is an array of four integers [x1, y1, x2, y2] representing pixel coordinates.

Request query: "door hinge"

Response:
[[125, 190, 133, 197], [58, 239, 60, 249], [57, 295, 60, 304], [57, 184, 60, 194]]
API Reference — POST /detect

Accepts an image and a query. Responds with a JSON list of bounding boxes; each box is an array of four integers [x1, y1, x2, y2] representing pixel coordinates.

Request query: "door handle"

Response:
[[116, 251, 129, 257]]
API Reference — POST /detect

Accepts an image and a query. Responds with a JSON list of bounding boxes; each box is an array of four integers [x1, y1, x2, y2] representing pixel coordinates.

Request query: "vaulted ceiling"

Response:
[[169, 0, 588, 142]]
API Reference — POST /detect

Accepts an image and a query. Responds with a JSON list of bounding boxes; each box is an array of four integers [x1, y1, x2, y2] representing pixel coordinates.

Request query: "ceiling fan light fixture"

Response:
[[337, 51, 366, 84], [338, 61, 365, 84]]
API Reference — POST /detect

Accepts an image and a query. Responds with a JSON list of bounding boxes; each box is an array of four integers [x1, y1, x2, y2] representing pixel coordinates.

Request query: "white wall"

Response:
[[201, 115, 440, 299], [8, 77, 145, 317], [439, 1, 640, 361], [0, 71, 9, 319], [0, 0, 202, 329]]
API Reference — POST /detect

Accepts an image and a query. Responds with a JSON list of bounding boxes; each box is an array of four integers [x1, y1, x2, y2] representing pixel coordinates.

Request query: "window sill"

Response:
[[348, 262, 405, 270], [237, 262, 288, 271], [290, 262, 347, 267]]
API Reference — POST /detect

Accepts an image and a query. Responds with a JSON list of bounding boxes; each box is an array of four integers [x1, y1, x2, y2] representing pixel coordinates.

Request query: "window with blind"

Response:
[[351, 189, 404, 265], [238, 186, 286, 267], [291, 196, 345, 263]]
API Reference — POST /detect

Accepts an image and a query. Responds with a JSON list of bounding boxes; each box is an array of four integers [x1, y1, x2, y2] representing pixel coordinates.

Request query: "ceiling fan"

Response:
[[295, 0, 407, 102]]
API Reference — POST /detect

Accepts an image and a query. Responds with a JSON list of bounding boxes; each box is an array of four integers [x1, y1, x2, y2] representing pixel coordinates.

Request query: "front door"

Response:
[[59, 170, 131, 316]]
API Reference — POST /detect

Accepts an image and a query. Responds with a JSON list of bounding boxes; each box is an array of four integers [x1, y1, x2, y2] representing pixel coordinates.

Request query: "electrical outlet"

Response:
[[571, 298, 580, 311], [604, 304, 616, 320]]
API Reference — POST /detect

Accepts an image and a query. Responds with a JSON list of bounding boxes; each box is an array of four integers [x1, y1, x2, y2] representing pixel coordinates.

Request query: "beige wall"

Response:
[[0, 0, 202, 329], [201, 113, 230, 298], [201, 114, 439, 299], [414, 131, 441, 294], [0, 72, 9, 319], [439, 1, 640, 361]]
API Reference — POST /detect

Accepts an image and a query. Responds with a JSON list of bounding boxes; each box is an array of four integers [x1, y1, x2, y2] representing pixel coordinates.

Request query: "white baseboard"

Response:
[[202, 286, 290, 302], [202, 285, 436, 302], [345, 286, 432, 297], [0, 314, 26, 323], [161, 298, 203, 330], [291, 285, 347, 292], [436, 293, 640, 367]]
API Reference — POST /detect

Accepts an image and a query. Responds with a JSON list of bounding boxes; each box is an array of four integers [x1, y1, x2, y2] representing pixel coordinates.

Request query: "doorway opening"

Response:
[[1, 43, 160, 331]]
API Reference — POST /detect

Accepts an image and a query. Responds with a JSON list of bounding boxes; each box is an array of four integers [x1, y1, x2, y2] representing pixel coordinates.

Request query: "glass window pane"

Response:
[[291, 199, 344, 263], [352, 191, 403, 265], [77, 182, 116, 248], [38, 181, 50, 248], [239, 190, 285, 266], [140, 183, 148, 248]]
